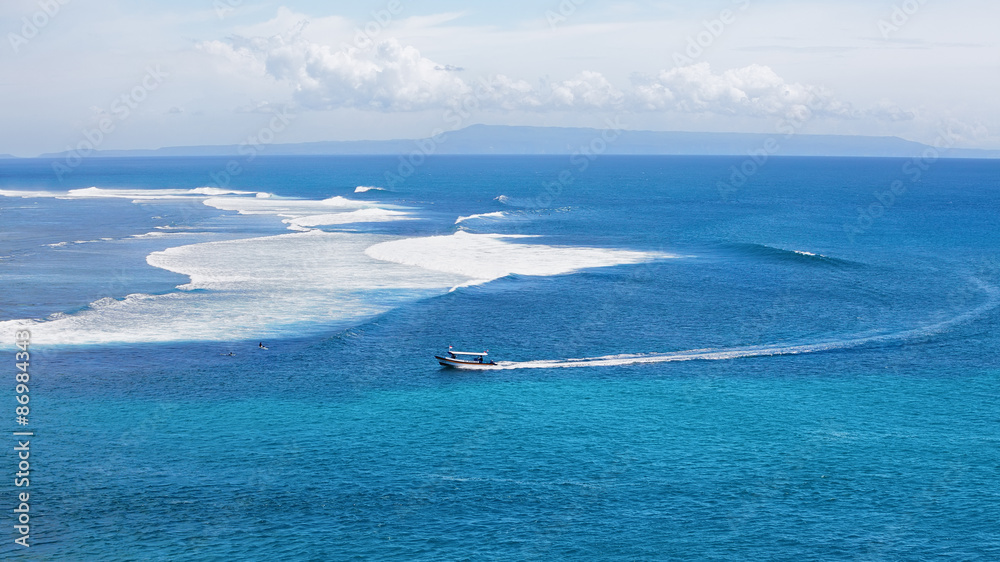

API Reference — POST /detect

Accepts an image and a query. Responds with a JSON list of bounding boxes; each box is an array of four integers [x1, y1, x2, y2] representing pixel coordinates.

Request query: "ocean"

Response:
[[1, 154, 999, 559]]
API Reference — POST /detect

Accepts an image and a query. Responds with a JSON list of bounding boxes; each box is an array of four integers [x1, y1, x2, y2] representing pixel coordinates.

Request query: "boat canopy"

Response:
[[449, 350, 488, 356]]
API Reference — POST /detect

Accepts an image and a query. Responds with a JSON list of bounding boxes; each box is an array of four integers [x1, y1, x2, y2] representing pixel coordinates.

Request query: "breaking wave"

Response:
[[494, 195, 535, 208], [722, 242, 861, 268], [455, 211, 506, 224]]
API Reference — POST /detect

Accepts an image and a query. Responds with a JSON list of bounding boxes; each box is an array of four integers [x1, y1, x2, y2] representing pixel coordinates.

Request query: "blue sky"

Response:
[[1, 0, 997, 156]]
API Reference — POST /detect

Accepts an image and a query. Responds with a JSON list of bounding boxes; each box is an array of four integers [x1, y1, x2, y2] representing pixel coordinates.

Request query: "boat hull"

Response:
[[435, 356, 499, 370]]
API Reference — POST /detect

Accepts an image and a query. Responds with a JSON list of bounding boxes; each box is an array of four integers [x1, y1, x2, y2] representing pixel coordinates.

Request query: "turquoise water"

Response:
[[2, 155, 999, 559]]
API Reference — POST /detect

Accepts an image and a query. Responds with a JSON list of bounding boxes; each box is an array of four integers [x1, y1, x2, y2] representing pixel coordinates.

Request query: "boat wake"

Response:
[[493, 279, 998, 370]]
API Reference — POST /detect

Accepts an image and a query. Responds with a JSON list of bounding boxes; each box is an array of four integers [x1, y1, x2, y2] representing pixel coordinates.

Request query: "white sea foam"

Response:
[[0, 229, 680, 345], [68, 187, 266, 200], [1, 187, 269, 200], [455, 211, 506, 224], [365, 231, 676, 284], [0, 189, 65, 198], [46, 240, 106, 247], [130, 231, 214, 239], [202, 195, 414, 231], [190, 187, 267, 197], [283, 209, 415, 229], [201, 195, 365, 215], [354, 186, 387, 193], [4, 186, 410, 236], [0, 188, 454, 345], [1, 187, 394, 230], [0, 231, 471, 345]]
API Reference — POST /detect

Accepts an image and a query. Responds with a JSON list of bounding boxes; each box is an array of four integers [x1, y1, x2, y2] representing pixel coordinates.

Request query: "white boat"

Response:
[[435, 347, 498, 369]]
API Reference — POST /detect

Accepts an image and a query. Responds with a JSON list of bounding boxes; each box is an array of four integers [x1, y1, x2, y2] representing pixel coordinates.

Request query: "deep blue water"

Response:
[[1, 155, 999, 559]]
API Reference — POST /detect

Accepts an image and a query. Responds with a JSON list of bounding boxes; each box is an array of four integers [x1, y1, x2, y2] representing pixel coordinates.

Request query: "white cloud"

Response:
[[629, 63, 856, 120], [201, 32, 916, 125], [4, 2, 999, 154], [200, 34, 470, 111], [868, 99, 916, 122], [461, 72, 623, 111], [548, 71, 625, 109], [470, 74, 541, 110], [198, 37, 268, 75], [938, 117, 992, 145]]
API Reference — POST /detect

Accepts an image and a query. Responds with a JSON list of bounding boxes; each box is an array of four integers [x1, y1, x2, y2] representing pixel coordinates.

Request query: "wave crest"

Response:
[[723, 243, 859, 268], [455, 211, 506, 224], [494, 195, 535, 208]]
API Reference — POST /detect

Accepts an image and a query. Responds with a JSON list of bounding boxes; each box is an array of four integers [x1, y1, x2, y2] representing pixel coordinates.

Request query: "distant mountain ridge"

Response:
[[32, 125, 1000, 159]]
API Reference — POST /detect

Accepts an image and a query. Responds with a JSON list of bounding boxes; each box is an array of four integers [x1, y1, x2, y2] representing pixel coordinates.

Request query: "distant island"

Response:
[[32, 124, 1000, 159]]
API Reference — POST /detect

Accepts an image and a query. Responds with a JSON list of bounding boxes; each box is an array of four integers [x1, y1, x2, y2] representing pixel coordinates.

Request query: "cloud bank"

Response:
[[200, 32, 908, 122]]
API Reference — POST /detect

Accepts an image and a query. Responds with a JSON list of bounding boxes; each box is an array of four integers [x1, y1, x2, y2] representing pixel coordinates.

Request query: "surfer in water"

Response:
[[259, 342, 267, 349]]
